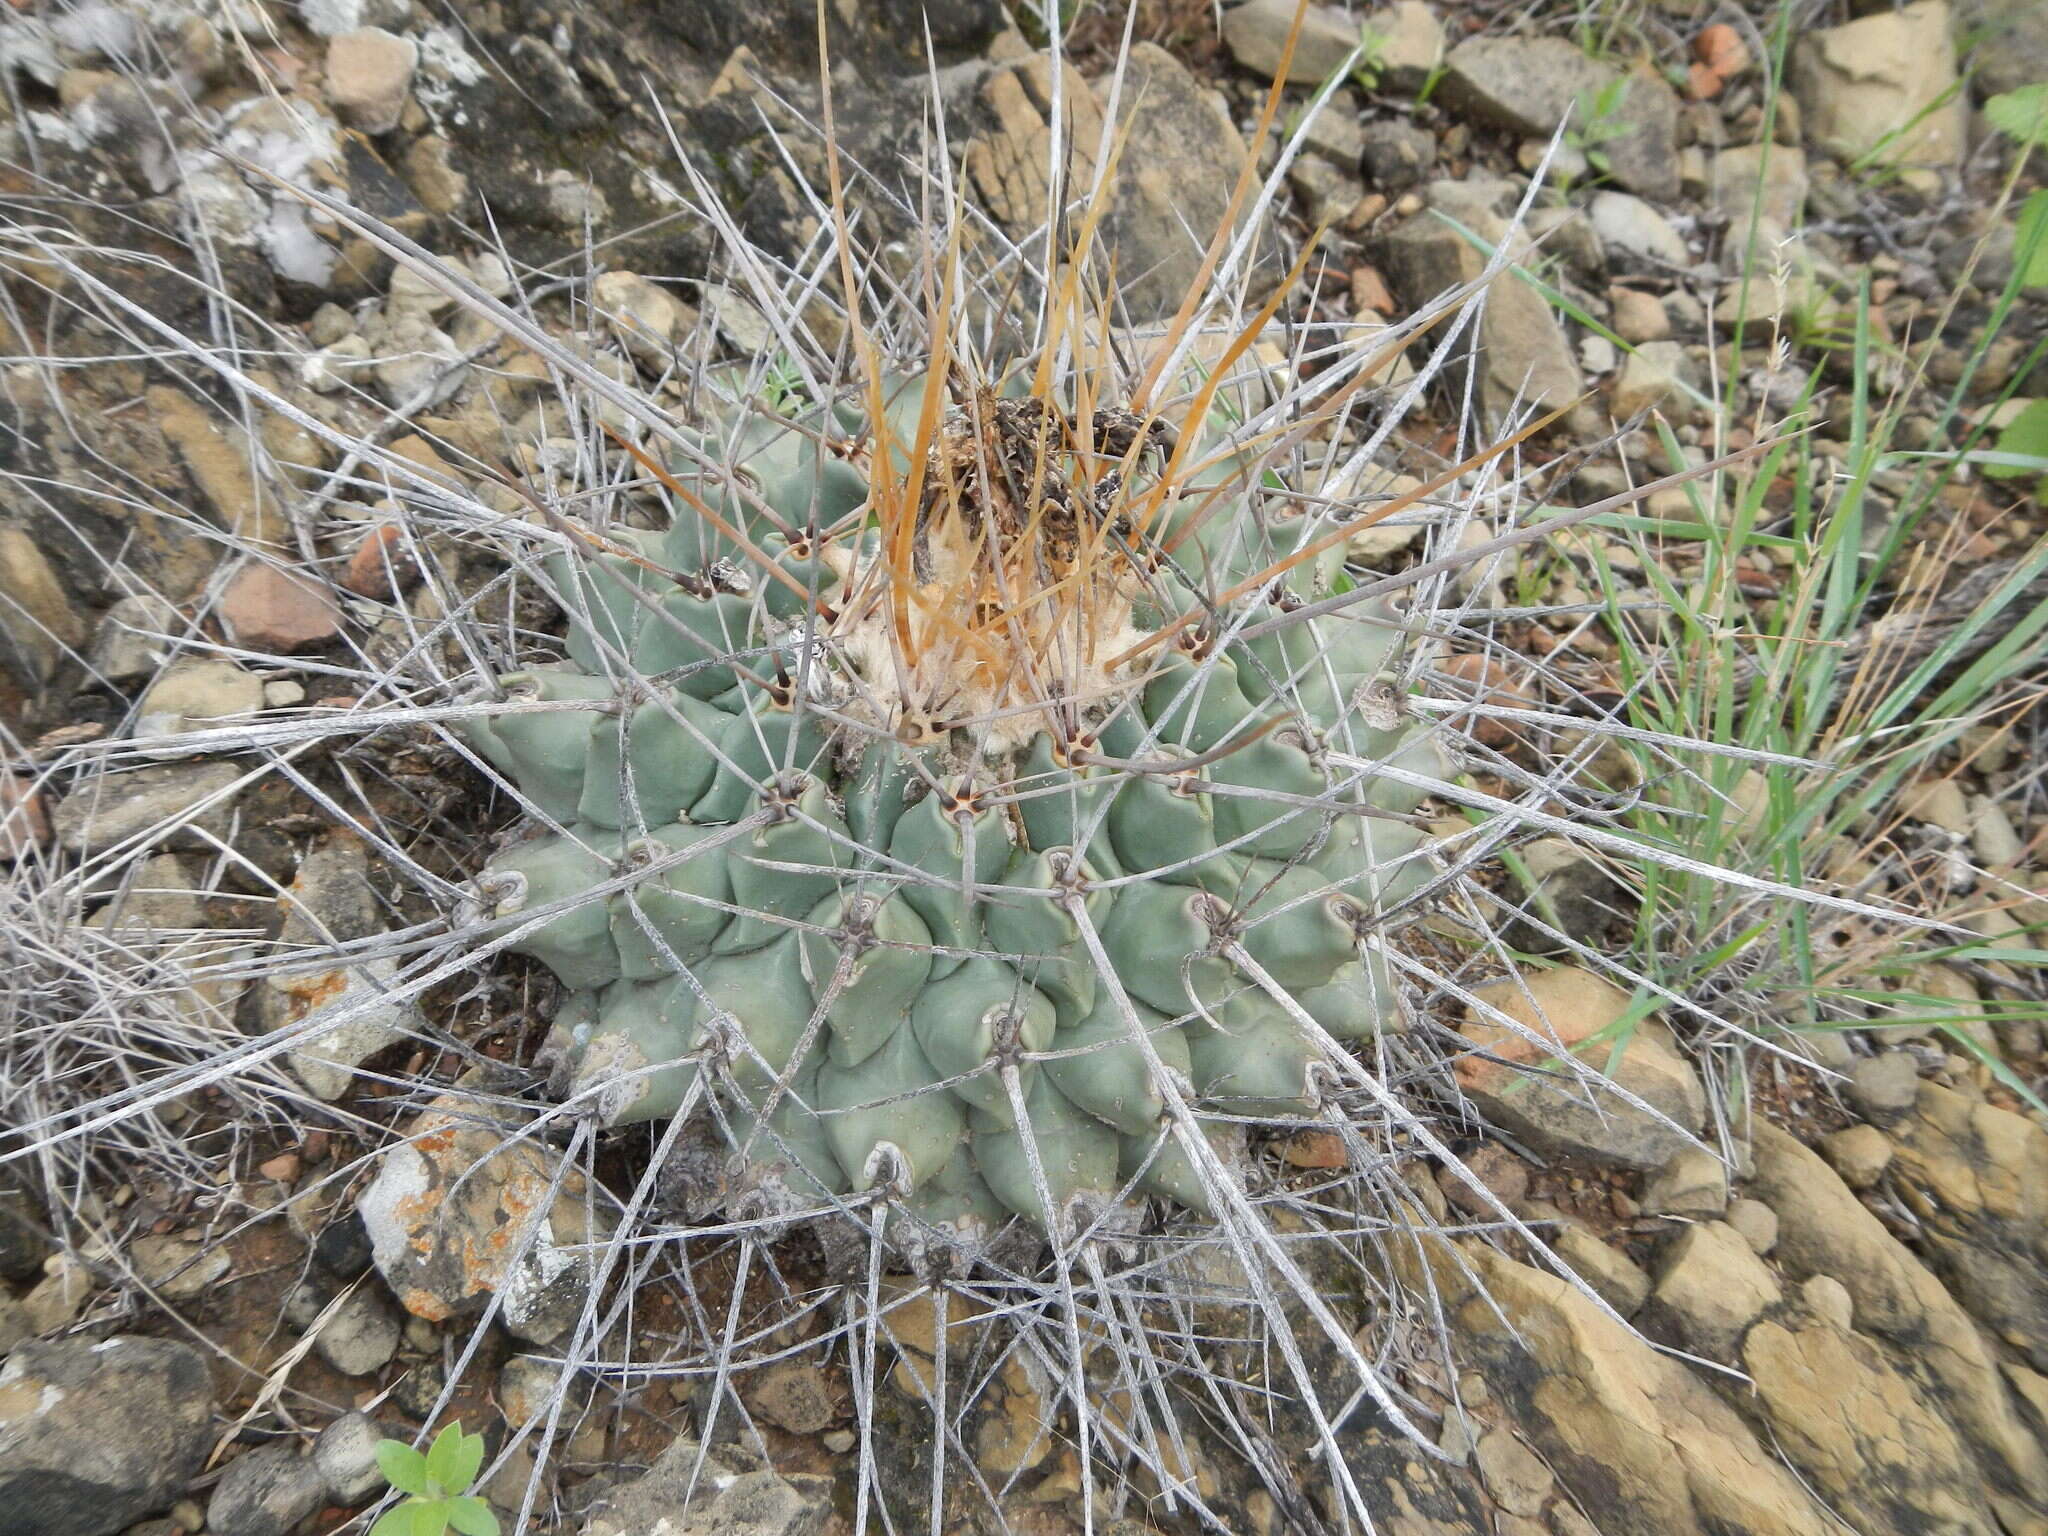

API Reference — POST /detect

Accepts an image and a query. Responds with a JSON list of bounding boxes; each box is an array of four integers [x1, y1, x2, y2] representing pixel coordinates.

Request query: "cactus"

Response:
[[459, 367, 1451, 1259]]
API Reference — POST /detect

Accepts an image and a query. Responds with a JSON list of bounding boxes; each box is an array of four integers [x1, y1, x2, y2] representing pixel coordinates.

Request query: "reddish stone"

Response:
[[340, 523, 420, 601], [1281, 1128, 1349, 1170], [220, 563, 342, 652], [1350, 263, 1396, 317], [0, 773, 49, 860]]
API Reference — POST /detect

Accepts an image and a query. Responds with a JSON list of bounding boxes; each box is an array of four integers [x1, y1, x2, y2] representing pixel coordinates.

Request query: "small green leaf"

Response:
[[425, 1424, 468, 1495], [1985, 82, 2048, 146], [446, 1495, 502, 1536], [446, 1428, 485, 1493], [1986, 399, 2048, 481], [2016, 189, 2048, 290], [377, 1441, 430, 1498], [410, 1500, 453, 1536], [369, 1509, 415, 1536]]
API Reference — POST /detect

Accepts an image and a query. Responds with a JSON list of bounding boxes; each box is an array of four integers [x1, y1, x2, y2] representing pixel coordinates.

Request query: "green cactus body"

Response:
[[467, 372, 1446, 1252]]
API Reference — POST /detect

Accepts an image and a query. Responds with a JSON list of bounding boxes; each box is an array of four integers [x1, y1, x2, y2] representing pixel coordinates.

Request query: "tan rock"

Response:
[[1650, 1220, 1781, 1356], [1473, 1427, 1553, 1517], [1746, 1318, 2004, 1535], [1458, 967, 1706, 1171], [0, 774, 50, 861], [1793, 0, 1965, 167], [149, 385, 284, 549], [966, 57, 1102, 233], [1609, 287, 1671, 344], [325, 27, 417, 135], [1449, 1246, 1835, 1535], [0, 525, 87, 681], [1641, 1147, 1729, 1218], [1724, 1196, 1779, 1255], [1750, 1122, 2048, 1503], [1553, 1225, 1652, 1318], [1819, 1123, 1892, 1189]]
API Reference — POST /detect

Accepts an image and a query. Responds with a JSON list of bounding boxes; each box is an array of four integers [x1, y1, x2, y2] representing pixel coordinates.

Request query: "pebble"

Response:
[[137, 657, 264, 735], [1651, 1220, 1781, 1355], [0, 774, 49, 861], [591, 270, 687, 371], [325, 27, 418, 135], [208, 1442, 330, 1536], [1724, 1197, 1779, 1255], [1820, 1124, 1893, 1189], [1966, 797, 2023, 868], [1609, 288, 1672, 344], [220, 564, 343, 653], [314, 1286, 402, 1377], [313, 1412, 386, 1504], [1639, 1147, 1729, 1219], [499, 1353, 568, 1428], [1799, 1273, 1855, 1332], [1847, 1052, 1922, 1127], [263, 680, 306, 709], [1588, 191, 1691, 273], [90, 593, 182, 685], [1553, 1225, 1651, 1317]]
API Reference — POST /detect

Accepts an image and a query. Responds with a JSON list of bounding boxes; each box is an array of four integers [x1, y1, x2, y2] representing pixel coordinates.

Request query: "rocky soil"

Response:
[[1, 0, 2045, 1534]]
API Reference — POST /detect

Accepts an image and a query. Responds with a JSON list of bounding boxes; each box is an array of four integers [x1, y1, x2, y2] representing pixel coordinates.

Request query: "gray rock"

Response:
[[313, 1286, 401, 1377], [1297, 88, 1365, 167], [359, 1084, 612, 1346], [129, 1234, 231, 1300], [498, 1353, 569, 1428], [1526, 205, 1603, 284], [1958, 0, 2048, 97], [1437, 38, 1679, 199], [134, 658, 264, 739], [1097, 44, 1283, 320], [1609, 340, 1688, 421], [1710, 144, 1808, 253], [89, 595, 182, 686], [1375, 180, 1580, 429], [1360, 1, 1445, 95], [743, 1361, 834, 1436], [1587, 190, 1689, 273], [1848, 1052, 1922, 1127], [206, 1443, 327, 1536], [579, 1435, 828, 1536], [51, 762, 245, 855], [0, 1293, 31, 1357], [1358, 119, 1435, 194], [1287, 155, 1363, 226], [257, 834, 421, 1100], [1220, 0, 1364, 84], [0, 1335, 214, 1536], [312, 1412, 386, 1504], [362, 308, 465, 408]]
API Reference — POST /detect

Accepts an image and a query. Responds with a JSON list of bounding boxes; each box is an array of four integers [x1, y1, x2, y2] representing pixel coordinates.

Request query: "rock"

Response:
[[1726, 1197, 1779, 1255], [966, 55, 1099, 232], [1473, 1428, 1553, 1518], [1553, 1225, 1651, 1317], [1587, 191, 1689, 272], [1820, 1124, 1892, 1189], [1793, 0, 1964, 167], [1609, 340, 1688, 421], [340, 525, 419, 602], [1609, 286, 1671, 343], [1358, 119, 1435, 194], [497, 1354, 568, 1428], [219, 565, 342, 653], [89, 595, 182, 686], [1798, 1274, 1854, 1331], [1443, 1245, 1835, 1535], [1847, 1052, 1921, 1127], [700, 283, 772, 356], [313, 1286, 401, 1376], [129, 1234, 230, 1300], [1967, 796, 2023, 868], [20, 1254, 93, 1334], [51, 762, 245, 855], [1640, 1147, 1728, 1219], [1884, 1082, 2048, 1373], [136, 658, 264, 737], [312, 1413, 385, 1504], [148, 387, 284, 551], [1437, 39, 1679, 199], [1, 775, 51, 861], [1650, 1220, 1781, 1356], [361, 309, 465, 408], [578, 1434, 828, 1536], [1375, 180, 1580, 429], [256, 834, 422, 1100], [325, 28, 417, 135], [1360, 1, 1445, 94], [1288, 156, 1363, 226], [1745, 1315, 2011, 1536], [592, 272, 687, 372], [0, 525, 88, 682], [744, 1362, 834, 1435], [1958, 0, 2048, 97], [0, 1336, 214, 1536], [206, 1443, 328, 1536], [0, 1295, 30, 1356], [1438, 1141, 1530, 1217], [1220, 0, 1364, 84], [1456, 967, 1707, 1172], [1749, 1122, 2048, 1503], [359, 1083, 613, 1345], [1095, 45, 1282, 320], [1709, 144, 1807, 252]]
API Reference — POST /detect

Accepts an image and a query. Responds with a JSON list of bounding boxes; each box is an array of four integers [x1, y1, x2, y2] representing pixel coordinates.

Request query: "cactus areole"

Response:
[[460, 370, 1447, 1262]]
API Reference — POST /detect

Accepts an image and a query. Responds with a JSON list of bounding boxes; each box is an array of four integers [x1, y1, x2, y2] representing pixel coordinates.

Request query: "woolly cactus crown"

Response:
[[459, 342, 1454, 1264]]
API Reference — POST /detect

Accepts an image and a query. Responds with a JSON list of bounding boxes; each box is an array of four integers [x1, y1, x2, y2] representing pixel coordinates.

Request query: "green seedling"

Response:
[[373, 1424, 499, 1536]]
